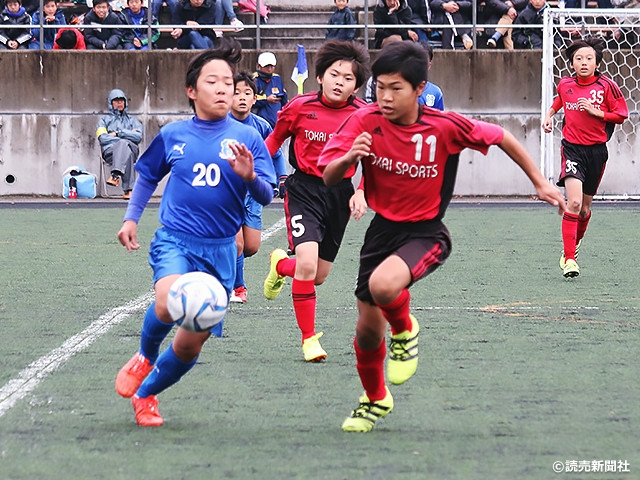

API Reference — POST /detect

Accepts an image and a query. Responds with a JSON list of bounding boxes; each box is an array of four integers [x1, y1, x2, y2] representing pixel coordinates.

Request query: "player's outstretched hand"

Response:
[[118, 220, 140, 251], [228, 143, 256, 182], [535, 182, 567, 215], [542, 116, 553, 133]]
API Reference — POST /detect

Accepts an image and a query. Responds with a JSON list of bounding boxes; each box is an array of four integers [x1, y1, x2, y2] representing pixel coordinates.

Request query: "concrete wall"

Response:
[[0, 50, 636, 197]]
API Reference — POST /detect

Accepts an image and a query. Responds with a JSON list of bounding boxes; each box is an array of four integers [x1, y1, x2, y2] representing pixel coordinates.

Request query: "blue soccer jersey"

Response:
[[135, 116, 276, 239], [418, 82, 445, 111], [229, 112, 286, 173]]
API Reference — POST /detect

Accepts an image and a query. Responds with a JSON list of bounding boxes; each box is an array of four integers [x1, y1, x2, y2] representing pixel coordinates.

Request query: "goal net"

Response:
[[541, 8, 640, 198]]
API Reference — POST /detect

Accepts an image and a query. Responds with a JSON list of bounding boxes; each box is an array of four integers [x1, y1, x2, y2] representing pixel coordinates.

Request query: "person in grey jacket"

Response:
[[96, 89, 143, 199]]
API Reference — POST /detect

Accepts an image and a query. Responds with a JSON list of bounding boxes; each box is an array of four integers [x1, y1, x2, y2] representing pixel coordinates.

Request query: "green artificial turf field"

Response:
[[0, 203, 638, 480]]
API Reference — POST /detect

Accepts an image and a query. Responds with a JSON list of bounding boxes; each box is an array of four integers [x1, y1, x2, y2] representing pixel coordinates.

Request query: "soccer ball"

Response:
[[167, 272, 229, 332]]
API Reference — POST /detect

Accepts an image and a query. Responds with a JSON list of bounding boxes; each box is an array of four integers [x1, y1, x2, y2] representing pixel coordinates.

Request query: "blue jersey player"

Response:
[[115, 41, 276, 427], [228, 72, 284, 304]]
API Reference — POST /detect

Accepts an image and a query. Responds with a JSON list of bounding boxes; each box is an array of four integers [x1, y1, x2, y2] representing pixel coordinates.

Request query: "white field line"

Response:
[[0, 217, 287, 419]]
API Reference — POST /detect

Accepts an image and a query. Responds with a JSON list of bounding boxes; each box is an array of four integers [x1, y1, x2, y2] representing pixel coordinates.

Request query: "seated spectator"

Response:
[[97, 88, 143, 200], [215, 0, 244, 32], [326, 0, 356, 41], [481, 0, 526, 49], [151, 0, 178, 26], [121, 0, 159, 50], [429, 0, 473, 49], [374, 0, 418, 49], [512, 0, 548, 49], [170, 0, 217, 50], [83, 0, 125, 50], [0, 0, 32, 50], [29, 0, 65, 50], [53, 27, 86, 49], [407, 0, 431, 44]]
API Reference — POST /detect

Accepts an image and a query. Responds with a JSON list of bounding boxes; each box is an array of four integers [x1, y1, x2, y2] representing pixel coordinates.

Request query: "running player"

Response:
[[228, 72, 283, 303], [114, 41, 276, 427], [262, 39, 370, 363], [319, 41, 567, 432], [542, 36, 628, 278]]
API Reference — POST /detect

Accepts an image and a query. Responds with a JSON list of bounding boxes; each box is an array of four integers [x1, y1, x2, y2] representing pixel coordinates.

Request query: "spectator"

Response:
[[482, 0, 526, 49], [53, 27, 86, 49], [97, 88, 143, 200], [215, 0, 244, 32], [252, 52, 288, 128], [326, 0, 356, 41], [407, 0, 431, 44], [373, 0, 418, 49], [512, 0, 551, 49], [170, 0, 217, 50], [151, 0, 178, 24], [429, 0, 473, 49], [121, 0, 160, 50], [29, 0, 65, 50], [83, 0, 125, 50], [0, 0, 32, 50]]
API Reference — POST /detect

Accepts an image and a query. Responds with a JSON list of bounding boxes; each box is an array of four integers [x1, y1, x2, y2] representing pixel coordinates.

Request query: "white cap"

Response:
[[258, 52, 277, 67]]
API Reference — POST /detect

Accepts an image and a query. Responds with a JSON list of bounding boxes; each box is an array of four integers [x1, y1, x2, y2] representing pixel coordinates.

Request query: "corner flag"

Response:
[[291, 44, 308, 95]]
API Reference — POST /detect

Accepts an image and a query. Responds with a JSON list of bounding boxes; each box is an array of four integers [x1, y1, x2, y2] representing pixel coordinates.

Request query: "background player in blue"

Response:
[[114, 41, 276, 427], [228, 72, 283, 303]]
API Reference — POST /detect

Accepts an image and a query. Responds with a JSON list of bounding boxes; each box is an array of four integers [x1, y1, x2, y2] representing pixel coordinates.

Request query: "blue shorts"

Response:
[[244, 193, 263, 231], [149, 227, 237, 336]]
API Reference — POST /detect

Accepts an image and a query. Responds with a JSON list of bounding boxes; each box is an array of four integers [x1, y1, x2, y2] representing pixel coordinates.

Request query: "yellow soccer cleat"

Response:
[[302, 332, 327, 362], [342, 387, 394, 433], [263, 248, 288, 300], [559, 239, 581, 270], [563, 258, 580, 278], [387, 314, 420, 385]]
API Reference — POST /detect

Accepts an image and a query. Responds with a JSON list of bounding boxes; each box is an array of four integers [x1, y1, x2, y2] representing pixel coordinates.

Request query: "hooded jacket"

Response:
[[96, 89, 143, 150]]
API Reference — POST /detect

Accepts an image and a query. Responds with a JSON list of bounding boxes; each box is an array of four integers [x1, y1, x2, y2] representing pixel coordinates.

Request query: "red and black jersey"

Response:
[[551, 74, 628, 145], [319, 104, 504, 223], [265, 91, 367, 178]]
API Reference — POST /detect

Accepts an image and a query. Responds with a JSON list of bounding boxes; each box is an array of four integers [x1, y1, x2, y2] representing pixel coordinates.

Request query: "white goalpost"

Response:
[[541, 8, 640, 199]]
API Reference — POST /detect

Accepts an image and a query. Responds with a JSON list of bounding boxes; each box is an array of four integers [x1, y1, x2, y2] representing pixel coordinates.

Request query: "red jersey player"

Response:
[[320, 41, 566, 433], [262, 40, 370, 363], [543, 36, 628, 278]]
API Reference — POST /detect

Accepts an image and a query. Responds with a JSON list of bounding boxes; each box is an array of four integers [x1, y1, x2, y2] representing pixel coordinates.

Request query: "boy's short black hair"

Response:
[[420, 41, 433, 63], [185, 38, 243, 111], [234, 72, 257, 94], [56, 30, 77, 49], [372, 41, 428, 88], [565, 35, 605, 66], [315, 39, 370, 89], [93, 0, 109, 5]]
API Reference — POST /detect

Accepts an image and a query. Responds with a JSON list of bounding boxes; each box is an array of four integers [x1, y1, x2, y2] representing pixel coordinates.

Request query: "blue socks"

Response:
[[234, 253, 245, 289], [137, 344, 198, 398], [139, 302, 174, 364]]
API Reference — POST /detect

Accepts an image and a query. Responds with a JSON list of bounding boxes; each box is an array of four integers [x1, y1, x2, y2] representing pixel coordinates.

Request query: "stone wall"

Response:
[[0, 50, 636, 196]]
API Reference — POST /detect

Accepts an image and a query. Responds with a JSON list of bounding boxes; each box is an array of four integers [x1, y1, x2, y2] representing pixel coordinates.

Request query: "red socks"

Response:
[[276, 257, 296, 278], [354, 338, 387, 401], [577, 212, 591, 244], [562, 212, 580, 261], [292, 278, 316, 341], [377, 289, 411, 335]]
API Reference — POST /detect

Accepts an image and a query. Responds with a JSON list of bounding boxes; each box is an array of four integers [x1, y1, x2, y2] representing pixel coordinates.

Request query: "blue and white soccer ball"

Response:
[[167, 272, 229, 332]]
